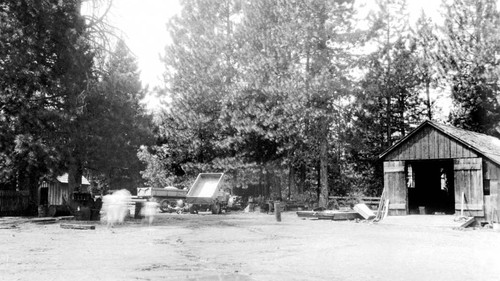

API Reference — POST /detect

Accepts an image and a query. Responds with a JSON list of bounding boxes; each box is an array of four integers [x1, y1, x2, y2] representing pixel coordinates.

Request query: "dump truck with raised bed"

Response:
[[186, 173, 228, 214], [136, 186, 188, 212]]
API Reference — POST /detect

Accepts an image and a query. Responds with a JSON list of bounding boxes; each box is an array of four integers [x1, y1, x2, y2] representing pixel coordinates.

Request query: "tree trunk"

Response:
[[319, 132, 329, 208], [288, 164, 295, 200], [426, 78, 432, 120], [67, 156, 82, 197], [276, 172, 282, 201], [298, 163, 306, 194]]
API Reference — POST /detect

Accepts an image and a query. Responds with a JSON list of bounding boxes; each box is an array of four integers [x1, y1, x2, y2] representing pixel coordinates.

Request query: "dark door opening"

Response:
[[407, 160, 455, 214], [40, 187, 48, 205]]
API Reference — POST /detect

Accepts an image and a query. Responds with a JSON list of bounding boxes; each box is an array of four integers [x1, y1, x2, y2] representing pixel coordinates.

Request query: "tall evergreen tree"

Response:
[[438, 0, 500, 135], [140, 0, 239, 188], [348, 0, 425, 195], [413, 11, 439, 120], [86, 39, 153, 193], [0, 1, 94, 207]]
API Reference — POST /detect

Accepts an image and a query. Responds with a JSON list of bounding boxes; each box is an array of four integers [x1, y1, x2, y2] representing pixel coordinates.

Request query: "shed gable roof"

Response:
[[56, 173, 90, 185], [380, 121, 500, 165]]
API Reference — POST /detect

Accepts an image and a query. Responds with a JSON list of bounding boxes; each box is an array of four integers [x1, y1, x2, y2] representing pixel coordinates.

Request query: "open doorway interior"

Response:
[[407, 160, 455, 215], [40, 187, 48, 205]]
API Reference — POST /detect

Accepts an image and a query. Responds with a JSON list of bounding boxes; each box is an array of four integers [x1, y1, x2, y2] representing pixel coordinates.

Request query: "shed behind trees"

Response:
[[39, 174, 91, 206], [379, 121, 500, 221]]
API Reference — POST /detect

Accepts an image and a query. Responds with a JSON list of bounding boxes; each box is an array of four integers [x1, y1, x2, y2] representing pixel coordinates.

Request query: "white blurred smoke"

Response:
[[141, 201, 159, 226], [101, 189, 132, 227]]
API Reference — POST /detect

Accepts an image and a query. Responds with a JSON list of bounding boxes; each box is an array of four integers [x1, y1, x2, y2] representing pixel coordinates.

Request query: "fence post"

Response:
[[274, 201, 281, 222]]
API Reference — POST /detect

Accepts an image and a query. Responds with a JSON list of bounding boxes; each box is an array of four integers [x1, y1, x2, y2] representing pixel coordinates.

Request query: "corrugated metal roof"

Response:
[[56, 173, 90, 185], [380, 120, 500, 165]]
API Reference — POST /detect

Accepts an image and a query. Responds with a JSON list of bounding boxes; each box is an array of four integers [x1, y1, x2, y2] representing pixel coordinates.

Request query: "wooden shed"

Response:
[[39, 174, 91, 206], [379, 121, 500, 220]]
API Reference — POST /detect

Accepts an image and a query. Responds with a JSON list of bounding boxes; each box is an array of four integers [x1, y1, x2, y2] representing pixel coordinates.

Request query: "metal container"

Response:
[[186, 173, 225, 205]]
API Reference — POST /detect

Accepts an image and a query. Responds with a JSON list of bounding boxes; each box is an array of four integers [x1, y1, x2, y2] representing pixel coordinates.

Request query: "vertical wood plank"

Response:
[[433, 129, 439, 159], [402, 139, 409, 160], [431, 129, 439, 159], [463, 145, 471, 158], [410, 137, 416, 160], [415, 133, 421, 159], [384, 161, 407, 215], [437, 131, 444, 158], [443, 134, 450, 158], [427, 129, 435, 159], [421, 127, 429, 159], [454, 158, 484, 216], [456, 142, 462, 158], [450, 140, 457, 158]]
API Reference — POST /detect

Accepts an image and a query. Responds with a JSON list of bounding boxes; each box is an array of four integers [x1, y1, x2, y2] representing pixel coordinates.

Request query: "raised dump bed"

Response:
[[186, 173, 227, 214], [137, 187, 187, 198], [136, 187, 187, 212]]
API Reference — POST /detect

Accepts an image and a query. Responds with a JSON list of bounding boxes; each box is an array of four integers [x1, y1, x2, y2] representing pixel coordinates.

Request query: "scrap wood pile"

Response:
[[296, 202, 386, 222], [297, 192, 389, 222], [0, 216, 74, 229]]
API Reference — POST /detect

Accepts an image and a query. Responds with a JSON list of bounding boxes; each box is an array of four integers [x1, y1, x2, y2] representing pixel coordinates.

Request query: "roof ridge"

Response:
[[431, 121, 499, 139]]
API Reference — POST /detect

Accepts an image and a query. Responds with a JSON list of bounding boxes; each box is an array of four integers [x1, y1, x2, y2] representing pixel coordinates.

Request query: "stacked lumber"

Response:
[[60, 223, 96, 230], [296, 210, 363, 220], [297, 203, 380, 221]]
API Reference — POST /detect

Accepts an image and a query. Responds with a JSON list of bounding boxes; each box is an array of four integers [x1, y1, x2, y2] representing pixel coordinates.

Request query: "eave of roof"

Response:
[[379, 120, 500, 166], [56, 173, 91, 185]]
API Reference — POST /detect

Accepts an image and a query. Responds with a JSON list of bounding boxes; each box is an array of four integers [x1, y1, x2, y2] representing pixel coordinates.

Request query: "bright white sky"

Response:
[[105, 0, 181, 98], [104, 0, 443, 111]]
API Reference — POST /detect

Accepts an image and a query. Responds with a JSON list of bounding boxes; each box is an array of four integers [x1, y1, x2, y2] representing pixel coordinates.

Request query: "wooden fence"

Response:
[[329, 196, 381, 210], [0, 190, 30, 214]]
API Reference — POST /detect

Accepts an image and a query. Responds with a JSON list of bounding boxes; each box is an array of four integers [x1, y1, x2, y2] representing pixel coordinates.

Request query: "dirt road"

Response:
[[1, 212, 499, 281]]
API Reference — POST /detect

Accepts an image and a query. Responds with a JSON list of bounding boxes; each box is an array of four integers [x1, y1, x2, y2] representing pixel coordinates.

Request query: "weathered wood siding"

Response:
[[454, 158, 484, 217], [483, 160, 500, 221], [50, 183, 71, 205], [0, 190, 30, 214], [41, 182, 70, 205], [385, 126, 478, 161], [384, 161, 407, 215]]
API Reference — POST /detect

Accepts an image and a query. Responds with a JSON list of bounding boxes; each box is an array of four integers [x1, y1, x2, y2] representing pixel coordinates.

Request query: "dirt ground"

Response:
[[1, 211, 500, 281]]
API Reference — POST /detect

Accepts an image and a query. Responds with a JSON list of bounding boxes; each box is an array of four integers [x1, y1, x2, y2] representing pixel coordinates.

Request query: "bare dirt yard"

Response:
[[1, 211, 500, 281]]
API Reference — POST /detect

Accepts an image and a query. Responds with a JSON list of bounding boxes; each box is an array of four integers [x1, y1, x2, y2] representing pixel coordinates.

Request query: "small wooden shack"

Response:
[[379, 121, 500, 220], [39, 174, 91, 205]]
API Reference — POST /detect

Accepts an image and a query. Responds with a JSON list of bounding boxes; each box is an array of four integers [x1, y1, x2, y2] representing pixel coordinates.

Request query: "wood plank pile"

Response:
[[296, 203, 379, 221], [60, 223, 96, 230], [296, 210, 363, 220]]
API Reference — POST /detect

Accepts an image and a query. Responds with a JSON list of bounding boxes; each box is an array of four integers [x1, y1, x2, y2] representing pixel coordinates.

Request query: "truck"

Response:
[[136, 186, 188, 212], [186, 173, 229, 214]]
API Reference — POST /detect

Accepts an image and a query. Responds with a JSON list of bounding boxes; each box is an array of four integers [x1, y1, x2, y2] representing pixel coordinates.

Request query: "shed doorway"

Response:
[[407, 160, 455, 215]]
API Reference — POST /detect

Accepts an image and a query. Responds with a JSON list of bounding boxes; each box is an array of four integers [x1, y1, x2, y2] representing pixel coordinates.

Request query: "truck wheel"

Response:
[[160, 200, 170, 212], [211, 203, 221, 214], [189, 204, 198, 214]]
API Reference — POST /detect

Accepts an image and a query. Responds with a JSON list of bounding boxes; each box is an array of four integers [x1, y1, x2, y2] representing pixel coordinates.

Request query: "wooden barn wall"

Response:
[[48, 183, 70, 205], [385, 126, 478, 161], [454, 158, 484, 217], [483, 160, 500, 221], [384, 161, 407, 216]]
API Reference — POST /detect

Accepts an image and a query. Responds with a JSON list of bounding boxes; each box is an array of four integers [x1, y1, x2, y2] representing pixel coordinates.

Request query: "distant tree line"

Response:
[[140, 0, 500, 208], [0, 0, 153, 210]]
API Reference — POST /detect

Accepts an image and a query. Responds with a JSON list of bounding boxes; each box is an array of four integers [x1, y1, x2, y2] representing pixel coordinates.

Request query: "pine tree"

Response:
[[347, 0, 425, 196], [0, 1, 94, 207], [438, 0, 500, 135], [413, 11, 439, 120], [85, 39, 153, 193], [140, 0, 239, 188]]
